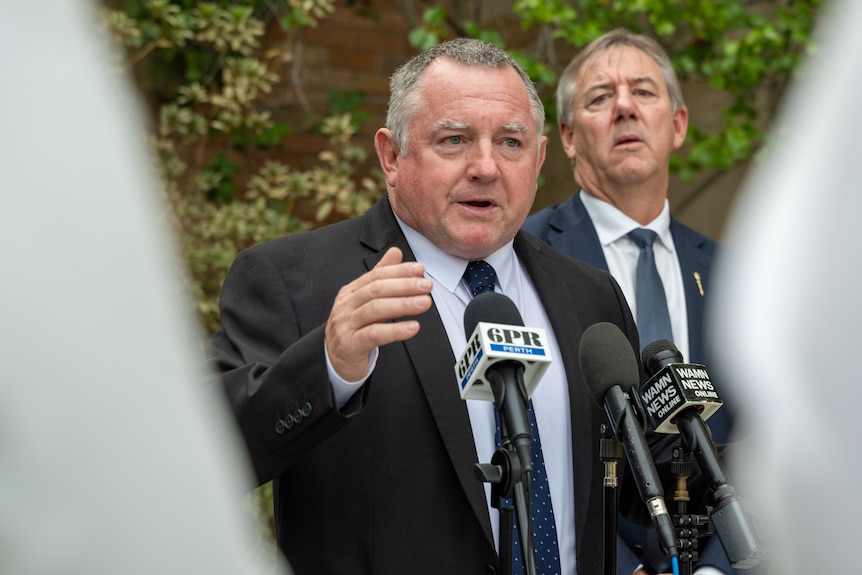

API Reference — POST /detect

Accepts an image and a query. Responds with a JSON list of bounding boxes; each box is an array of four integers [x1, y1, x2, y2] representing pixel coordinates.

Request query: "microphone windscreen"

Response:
[[579, 322, 640, 401], [641, 339, 684, 377], [463, 291, 524, 337], [641, 339, 677, 365]]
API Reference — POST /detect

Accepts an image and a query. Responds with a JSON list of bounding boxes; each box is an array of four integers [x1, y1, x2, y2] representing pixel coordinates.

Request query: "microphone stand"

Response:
[[672, 443, 714, 575], [600, 423, 623, 575], [475, 421, 538, 575], [672, 445, 695, 575]]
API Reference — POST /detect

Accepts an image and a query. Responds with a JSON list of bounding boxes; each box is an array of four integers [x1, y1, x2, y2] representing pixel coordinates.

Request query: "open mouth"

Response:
[[464, 200, 493, 208], [616, 135, 642, 146]]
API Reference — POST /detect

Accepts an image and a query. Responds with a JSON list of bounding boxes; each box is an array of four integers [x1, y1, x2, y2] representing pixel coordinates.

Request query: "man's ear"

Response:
[[672, 105, 689, 150], [374, 128, 399, 187], [559, 122, 577, 162]]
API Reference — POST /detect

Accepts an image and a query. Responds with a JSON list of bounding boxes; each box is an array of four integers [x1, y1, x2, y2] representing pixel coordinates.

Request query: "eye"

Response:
[[589, 93, 609, 106], [503, 138, 520, 148], [445, 135, 463, 145]]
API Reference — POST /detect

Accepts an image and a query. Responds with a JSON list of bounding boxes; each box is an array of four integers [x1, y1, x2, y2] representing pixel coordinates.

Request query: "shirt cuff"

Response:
[[325, 343, 378, 409]]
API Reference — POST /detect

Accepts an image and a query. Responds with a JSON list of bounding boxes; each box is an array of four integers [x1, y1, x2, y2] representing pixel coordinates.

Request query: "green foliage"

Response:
[[281, 0, 336, 28], [409, 0, 823, 194], [101, 0, 385, 561], [101, 0, 383, 336], [103, 0, 822, 376]]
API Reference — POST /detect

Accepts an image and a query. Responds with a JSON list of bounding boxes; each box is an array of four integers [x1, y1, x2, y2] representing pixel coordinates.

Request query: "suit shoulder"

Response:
[[518, 230, 612, 282], [522, 204, 560, 238], [671, 219, 720, 253]]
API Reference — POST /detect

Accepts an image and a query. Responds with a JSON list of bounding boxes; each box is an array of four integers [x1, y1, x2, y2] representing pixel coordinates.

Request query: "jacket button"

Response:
[[293, 409, 304, 424], [275, 419, 286, 435], [301, 401, 312, 417], [283, 414, 295, 430], [482, 565, 496, 575]]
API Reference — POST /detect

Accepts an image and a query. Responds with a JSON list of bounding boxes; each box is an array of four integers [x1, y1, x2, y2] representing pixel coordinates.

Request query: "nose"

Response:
[[614, 90, 637, 122], [466, 140, 501, 182]]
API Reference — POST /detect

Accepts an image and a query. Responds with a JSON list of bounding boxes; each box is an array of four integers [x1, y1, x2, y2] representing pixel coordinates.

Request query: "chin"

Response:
[[616, 157, 656, 176], [449, 238, 504, 261]]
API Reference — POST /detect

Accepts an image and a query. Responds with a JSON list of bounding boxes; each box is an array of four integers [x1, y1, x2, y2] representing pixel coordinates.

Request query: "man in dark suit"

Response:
[[523, 29, 734, 575], [207, 38, 690, 574], [524, 198, 718, 405]]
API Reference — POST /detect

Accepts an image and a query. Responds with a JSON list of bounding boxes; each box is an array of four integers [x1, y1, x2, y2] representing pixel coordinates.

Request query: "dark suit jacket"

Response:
[[524, 192, 739, 574], [523, 191, 717, 376], [207, 195, 659, 574]]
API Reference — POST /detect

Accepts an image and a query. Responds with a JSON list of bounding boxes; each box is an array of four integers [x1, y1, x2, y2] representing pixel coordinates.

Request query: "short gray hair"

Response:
[[385, 38, 545, 155], [556, 28, 684, 129]]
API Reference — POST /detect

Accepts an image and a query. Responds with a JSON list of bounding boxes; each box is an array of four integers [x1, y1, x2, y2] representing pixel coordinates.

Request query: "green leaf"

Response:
[[422, 5, 447, 26]]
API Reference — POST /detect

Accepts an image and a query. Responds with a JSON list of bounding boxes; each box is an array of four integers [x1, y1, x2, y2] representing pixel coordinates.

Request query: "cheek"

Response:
[[573, 125, 600, 153], [508, 177, 538, 214], [572, 135, 598, 167]]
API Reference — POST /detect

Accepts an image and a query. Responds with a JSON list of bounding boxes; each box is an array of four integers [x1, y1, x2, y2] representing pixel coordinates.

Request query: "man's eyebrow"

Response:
[[630, 76, 661, 89], [433, 120, 528, 135], [585, 80, 613, 93], [434, 119, 470, 131], [502, 123, 528, 134], [585, 76, 661, 94]]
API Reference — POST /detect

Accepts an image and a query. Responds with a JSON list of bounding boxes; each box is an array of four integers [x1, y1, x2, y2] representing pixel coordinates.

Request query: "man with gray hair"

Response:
[[524, 28, 738, 575], [208, 37, 700, 574]]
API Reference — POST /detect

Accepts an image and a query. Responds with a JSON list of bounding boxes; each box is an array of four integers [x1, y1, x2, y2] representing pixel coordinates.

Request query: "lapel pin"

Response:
[[693, 272, 705, 297]]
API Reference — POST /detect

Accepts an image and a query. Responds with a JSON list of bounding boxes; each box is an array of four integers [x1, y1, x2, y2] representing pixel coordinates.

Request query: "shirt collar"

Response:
[[579, 189, 674, 253], [394, 214, 516, 294]]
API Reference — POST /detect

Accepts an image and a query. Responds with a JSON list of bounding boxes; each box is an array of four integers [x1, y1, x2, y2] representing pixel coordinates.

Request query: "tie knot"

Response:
[[463, 260, 497, 297], [629, 228, 658, 249]]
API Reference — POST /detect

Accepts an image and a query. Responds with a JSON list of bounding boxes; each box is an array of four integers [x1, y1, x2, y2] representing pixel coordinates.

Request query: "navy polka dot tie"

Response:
[[629, 229, 674, 352], [464, 259, 498, 298], [463, 261, 561, 575]]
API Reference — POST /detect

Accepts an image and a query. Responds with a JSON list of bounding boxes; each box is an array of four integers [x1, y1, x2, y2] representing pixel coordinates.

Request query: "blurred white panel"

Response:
[[0, 2, 287, 574], [711, 1, 862, 572]]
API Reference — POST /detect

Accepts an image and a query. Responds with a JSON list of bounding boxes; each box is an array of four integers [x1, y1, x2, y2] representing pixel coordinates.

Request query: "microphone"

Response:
[[456, 292, 552, 402], [455, 291, 551, 474], [640, 340, 770, 569], [639, 339, 724, 434], [579, 322, 679, 562], [639, 340, 728, 483]]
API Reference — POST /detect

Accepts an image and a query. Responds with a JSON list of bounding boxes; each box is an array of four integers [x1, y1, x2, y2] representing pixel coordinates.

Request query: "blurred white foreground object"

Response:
[[0, 2, 288, 574], [711, 1, 862, 572]]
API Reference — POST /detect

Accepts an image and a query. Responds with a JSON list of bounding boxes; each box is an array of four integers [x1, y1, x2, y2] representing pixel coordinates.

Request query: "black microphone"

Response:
[[640, 340, 729, 487], [460, 291, 549, 476], [579, 322, 679, 562], [640, 340, 770, 569]]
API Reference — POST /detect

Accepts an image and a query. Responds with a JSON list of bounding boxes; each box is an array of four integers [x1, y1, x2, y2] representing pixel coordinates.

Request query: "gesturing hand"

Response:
[[325, 247, 433, 382]]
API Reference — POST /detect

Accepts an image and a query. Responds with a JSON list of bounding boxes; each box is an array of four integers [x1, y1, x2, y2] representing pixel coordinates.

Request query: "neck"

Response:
[[578, 177, 667, 225]]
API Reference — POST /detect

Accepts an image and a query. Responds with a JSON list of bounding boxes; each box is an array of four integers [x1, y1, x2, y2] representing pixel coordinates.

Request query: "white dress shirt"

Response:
[[580, 190, 690, 361], [397, 218, 577, 574]]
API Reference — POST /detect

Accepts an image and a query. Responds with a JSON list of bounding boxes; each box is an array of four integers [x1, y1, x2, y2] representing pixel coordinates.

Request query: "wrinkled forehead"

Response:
[[577, 45, 662, 87]]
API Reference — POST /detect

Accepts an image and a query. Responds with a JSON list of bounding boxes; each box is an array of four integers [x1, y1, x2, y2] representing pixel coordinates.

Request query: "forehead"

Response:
[[423, 58, 521, 95], [577, 45, 663, 88], [414, 58, 536, 132]]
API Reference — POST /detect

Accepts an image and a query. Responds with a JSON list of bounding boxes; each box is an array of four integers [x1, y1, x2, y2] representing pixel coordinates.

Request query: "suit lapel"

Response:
[[404, 308, 495, 546], [546, 193, 609, 272], [670, 221, 711, 364], [359, 197, 495, 548]]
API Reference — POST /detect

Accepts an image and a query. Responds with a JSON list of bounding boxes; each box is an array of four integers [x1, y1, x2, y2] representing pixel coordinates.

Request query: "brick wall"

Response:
[[260, 0, 416, 173]]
